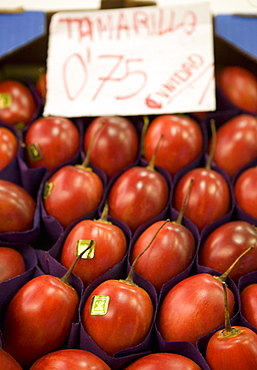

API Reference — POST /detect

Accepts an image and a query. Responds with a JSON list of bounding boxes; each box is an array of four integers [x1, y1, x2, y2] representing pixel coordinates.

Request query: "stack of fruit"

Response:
[[0, 64, 256, 369]]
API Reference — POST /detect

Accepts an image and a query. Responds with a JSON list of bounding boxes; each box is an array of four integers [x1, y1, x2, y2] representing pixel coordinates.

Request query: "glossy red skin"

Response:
[[3, 274, 79, 368], [173, 168, 230, 232], [29, 349, 111, 370], [205, 326, 257, 369], [241, 284, 257, 329], [0, 127, 18, 170], [60, 219, 127, 286], [123, 352, 201, 370], [0, 247, 26, 282], [36, 72, 47, 101], [108, 166, 169, 232], [198, 221, 257, 283], [191, 111, 209, 121], [43, 165, 104, 228], [0, 349, 23, 370], [0, 80, 37, 126], [157, 273, 235, 345], [82, 279, 154, 355], [210, 114, 257, 178], [143, 115, 203, 176], [0, 179, 36, 233], [25, 116, 80, 171], [84, 116, 139, 179], [234, 166, 257, 218], [130, 220, 196, 292], [217, 66, 257, 114]]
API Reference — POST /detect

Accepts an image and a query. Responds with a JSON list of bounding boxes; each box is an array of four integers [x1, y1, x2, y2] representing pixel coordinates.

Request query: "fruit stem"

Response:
[[95, 201, 112, 225], [15, 124, 26, 148], [60, 240, 94, 285], [214, 246, 254, 284], [147, 134, 164, 171], [176, 178, 194, 225], [141, 115, 150, 157], [100, 201, 109, 221], [125, 219, 170, 285], [220, 281, 241, 337], [206, 119, 216, 170], [82, 121, 105, 168]]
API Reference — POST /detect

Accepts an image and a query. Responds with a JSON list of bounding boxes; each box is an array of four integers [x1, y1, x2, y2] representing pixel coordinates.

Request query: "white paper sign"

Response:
[[44, 2, 216, 117], [158, 0, 257, 14]]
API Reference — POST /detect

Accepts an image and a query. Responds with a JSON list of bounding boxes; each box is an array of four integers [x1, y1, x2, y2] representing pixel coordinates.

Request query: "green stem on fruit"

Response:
[[141, 115, 150, 157], [220, 281, 241, 338], [176, 178, 194, 225], [60, 240, 94, 285], [95, 200, 112, 225], [81, 120, 105, 168], [206, 119, 216, 170], [214, 246, 254, 284], [124, 219, 170, 285], [216, 247, 254, 338], [147, 133, 164, 171], [14, 123, 26, 148]]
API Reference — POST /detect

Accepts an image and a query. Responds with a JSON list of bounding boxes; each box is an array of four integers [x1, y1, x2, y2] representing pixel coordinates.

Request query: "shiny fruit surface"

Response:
[[0, 127, 18, 170], [0, 247, 26, 282], [25, 116, 80, 171], [0, 179, 36, 233], [0, 80, 37, 126], [144, 114, 203, 176]]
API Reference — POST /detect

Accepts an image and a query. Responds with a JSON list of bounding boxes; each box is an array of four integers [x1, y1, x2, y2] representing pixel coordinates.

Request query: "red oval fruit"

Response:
[[234, 166, 257, 219], [143, 114, 203, 176], [43, 165, 104, 228], [81, 279, 154, 356], [0, 80, 37, 126], [84, 116, 139, 179], [122, 352, 202, 370], [108, 166, 169, 233], [0, 126, 18, 170], [217, 66, 257, 114], [2, 274, 80, 367], [60, 217, 127, 286], [25, 116, 80, 171], [29, 349, 111, 370], [157, 273, 235, 345], [0, 247, 26, 282], [130, 220, 196, 292], [198, 221, 257, 283], [0, 179, 36, 233], [205, 326, 257, 369], [173, 168, 230, 231], [206, 270, 257, 370], [0, 349, 23, 370], [210, 114, 257, 178], [240, 283, 257, 329]]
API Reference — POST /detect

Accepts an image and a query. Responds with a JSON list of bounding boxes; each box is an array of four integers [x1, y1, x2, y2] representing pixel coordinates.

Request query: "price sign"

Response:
[[44, 1, 215, 117]]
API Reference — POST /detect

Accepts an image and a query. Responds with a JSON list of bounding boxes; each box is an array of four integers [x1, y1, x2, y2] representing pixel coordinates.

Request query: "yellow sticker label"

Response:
[[90, 295, 110, 315], [27, 143, 43, 162], [76, 239, 95, 259], [0, 93, 12, 109], [43, 181, 54, 199]]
